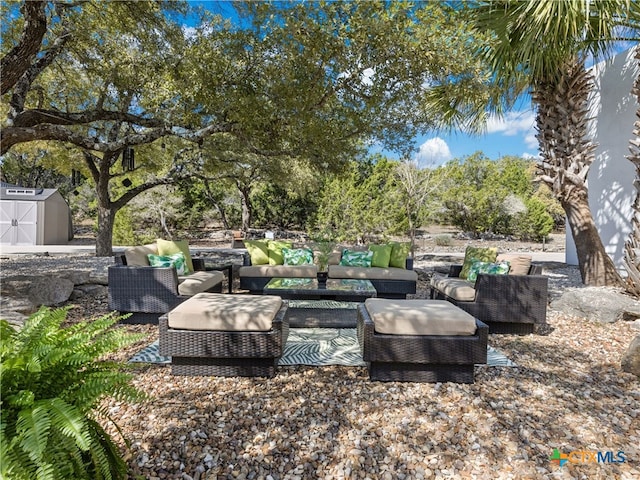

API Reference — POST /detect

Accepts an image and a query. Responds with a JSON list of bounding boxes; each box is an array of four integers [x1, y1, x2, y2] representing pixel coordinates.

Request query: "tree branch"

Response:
[[0, 1, 47, 95], [111, 177, 176, 211], [11, 108, 169, 128]]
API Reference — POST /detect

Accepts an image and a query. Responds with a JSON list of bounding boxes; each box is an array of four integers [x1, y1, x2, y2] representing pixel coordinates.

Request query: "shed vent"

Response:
[[6, 188, 37, 195]]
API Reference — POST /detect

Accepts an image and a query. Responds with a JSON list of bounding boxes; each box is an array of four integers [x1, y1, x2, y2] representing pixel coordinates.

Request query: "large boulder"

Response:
[[28, 276, 75, 306], [551, 287, 640, 323], [621, 335, 640, 377]]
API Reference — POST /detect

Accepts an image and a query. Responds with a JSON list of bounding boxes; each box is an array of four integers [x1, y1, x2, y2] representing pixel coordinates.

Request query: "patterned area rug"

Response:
[[129, 328, 516, 367]]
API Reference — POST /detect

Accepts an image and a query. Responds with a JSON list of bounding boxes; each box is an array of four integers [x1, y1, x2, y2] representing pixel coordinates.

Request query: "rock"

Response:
[[621, 335, 640, 377], [28, 276, 75, 306], [551, 287, 640, 323], [1, 277, 34, 298], [619, 307, 640, 322], [89, 274, 109, 286], [1, 297, 37, 315], [0, 310, 28, 328], [58, 270, 91, 285]]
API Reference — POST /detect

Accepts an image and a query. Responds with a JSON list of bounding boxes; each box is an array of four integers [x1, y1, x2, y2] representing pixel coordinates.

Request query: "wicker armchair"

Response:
[[430, 264, 548, 334], [108, 254, 222, 324]]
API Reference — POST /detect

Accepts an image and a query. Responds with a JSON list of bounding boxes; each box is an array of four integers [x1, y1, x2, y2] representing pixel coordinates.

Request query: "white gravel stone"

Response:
[[2, 245, 639, 478]]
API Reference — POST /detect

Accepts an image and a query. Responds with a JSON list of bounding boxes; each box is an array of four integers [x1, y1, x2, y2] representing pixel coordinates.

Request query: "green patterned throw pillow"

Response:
[[459, 246, 498, 279], [467, 260, 511, 282], [147, 252, 188, 275], [157, 238, 193, 274], [339, 249, 373, 267], [282, 247, 314, 266]]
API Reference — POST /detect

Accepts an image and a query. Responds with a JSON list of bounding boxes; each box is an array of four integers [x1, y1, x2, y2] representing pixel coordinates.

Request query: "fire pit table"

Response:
[[263, 277, 376, 328]]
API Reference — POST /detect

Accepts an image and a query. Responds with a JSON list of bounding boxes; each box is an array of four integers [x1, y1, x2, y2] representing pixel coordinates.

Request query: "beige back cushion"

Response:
[[328, 265, 418, 281], [365, 298, 477, 336], [496, 254, 532, 276], [124, 243, 158, 266]]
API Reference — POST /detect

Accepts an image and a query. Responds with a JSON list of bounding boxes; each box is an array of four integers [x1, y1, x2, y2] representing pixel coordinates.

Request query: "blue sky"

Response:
[[391, 107, 539, 167]]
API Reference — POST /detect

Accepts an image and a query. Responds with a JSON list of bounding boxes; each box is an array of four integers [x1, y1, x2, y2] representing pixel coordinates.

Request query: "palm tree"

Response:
[[474, 0, 634, 286], [624, 44, 640, 296]]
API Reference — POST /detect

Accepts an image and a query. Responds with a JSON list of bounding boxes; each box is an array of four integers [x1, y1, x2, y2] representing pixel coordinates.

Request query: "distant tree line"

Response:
[[1, 149, 562, 247]]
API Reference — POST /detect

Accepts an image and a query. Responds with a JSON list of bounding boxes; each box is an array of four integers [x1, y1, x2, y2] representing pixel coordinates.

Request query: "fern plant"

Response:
[[0, 307, 147, 480]]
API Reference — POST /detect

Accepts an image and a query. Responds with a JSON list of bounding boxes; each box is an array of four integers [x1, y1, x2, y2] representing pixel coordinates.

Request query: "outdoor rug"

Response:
[[129, 328, 516, 367]]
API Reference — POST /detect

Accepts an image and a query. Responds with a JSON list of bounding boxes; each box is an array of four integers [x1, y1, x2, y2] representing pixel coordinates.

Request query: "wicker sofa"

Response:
[[239, 249, 417, 299], [108, 243, 223, 324], [430, 258, 548, 334]]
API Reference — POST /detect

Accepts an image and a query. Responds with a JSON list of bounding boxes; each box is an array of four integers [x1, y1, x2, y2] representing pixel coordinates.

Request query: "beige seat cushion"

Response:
[[430, 274, 476, 302], [177, 271, 224, 296], [496, 254, 532, 276], [328, 265, 418, 281], [124, 243, 158, 266], [168, 293, 282, 331], [239, 265, 317, 278], [365, 298, 477, 336]]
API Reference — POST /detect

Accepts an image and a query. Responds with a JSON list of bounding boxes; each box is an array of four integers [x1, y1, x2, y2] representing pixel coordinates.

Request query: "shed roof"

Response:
[[0, 186, 59, 201]]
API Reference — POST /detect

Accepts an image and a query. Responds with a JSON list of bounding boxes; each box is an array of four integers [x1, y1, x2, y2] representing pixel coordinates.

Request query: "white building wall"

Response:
[[565, 48, 638, 271]]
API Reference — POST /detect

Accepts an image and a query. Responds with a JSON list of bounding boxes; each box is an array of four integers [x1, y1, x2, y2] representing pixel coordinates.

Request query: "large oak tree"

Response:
[[2, 1, 501, 255]]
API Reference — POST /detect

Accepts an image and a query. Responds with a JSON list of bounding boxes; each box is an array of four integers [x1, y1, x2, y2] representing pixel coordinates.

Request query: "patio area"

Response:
[[1, 248, 638, 478]]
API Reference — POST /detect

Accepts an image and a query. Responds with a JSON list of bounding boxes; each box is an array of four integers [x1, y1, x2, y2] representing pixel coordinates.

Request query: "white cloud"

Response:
[[486, 110, 535, 137], [524, 131, 538, 149], [522, 152, 541, 160], [361, 68, 375, 86], [414, 137, 452, 168]]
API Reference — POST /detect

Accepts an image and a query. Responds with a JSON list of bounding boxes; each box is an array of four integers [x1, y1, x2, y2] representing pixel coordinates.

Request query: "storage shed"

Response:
[[0, 185, 73, 245]]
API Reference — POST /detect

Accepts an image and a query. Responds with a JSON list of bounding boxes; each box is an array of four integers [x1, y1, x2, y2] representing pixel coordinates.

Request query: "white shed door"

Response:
[[0, 201, 38, 245]]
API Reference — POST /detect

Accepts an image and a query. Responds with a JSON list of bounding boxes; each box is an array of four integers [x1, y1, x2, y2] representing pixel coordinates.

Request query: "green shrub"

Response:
[[112, 207, 139, 246], [513, 197, 555, 241], [0, 308, 146, 480], [434, 234, 453, 246]]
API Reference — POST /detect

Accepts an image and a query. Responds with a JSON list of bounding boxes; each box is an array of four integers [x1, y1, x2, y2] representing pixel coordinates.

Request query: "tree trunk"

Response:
[[562, 195, 622, 286], [623, 45, 640, 297], [96, 206, 115, 257], [534, 59, 622, 287], [216, 205, 230, 230], [88, 150, 117, 257], [239, 187, 252, 232]]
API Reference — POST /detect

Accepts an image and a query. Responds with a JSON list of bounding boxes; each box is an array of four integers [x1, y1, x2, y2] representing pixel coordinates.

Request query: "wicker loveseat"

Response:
[[108, 242, 223, 324], [429, 253, 548, 334]]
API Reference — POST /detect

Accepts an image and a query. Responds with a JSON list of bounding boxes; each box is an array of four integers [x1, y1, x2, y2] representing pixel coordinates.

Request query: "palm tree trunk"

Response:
[[623, 45, 640, 297], [534, 58, 622, 287], [562, 195, 621, 286]]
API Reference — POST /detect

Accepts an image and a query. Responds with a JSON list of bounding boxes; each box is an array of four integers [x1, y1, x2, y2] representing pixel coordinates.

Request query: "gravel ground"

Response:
[[1, 244, 639, 479]]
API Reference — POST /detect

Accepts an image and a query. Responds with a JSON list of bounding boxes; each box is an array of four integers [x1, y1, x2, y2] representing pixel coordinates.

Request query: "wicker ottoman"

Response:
[[159, 293, 289, 377], [357, 299, 488, 383]]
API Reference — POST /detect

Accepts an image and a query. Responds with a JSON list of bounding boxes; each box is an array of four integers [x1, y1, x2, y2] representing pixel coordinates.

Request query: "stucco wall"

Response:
[[565, 48, 638, 271]]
